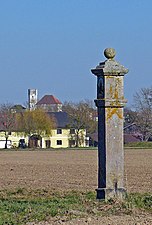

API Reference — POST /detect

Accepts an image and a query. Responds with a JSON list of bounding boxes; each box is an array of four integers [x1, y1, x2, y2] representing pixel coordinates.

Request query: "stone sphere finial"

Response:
[[104, 48, 116, 59]]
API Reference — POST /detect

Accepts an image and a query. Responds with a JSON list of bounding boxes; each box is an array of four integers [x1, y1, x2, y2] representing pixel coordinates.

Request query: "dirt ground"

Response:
[[0, 149, 152, 224]]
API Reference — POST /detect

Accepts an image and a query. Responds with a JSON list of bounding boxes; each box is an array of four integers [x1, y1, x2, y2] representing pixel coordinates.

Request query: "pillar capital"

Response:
[[91, 48, 128, 76], [91, 48, 128, 105]]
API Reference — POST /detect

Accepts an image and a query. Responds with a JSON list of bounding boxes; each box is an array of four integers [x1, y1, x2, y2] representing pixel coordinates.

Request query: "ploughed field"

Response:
[[0, 149, 151, 193]]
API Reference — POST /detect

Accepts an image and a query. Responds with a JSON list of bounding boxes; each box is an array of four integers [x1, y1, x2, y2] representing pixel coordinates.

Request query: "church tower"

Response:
[[28, 89, 38, 110]]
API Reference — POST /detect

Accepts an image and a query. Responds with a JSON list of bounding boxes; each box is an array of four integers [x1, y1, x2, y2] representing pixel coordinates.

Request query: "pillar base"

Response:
[[96, 188, 126, 200]]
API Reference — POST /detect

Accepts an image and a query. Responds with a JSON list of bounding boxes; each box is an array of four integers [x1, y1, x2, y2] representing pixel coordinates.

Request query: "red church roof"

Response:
[[36, 95, 62, 105]]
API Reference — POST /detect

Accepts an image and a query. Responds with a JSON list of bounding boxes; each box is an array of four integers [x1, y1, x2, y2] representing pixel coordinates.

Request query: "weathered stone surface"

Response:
[[92, 48, 128, 200], [91, 59, 128, 76], [104, 48, 116, 59]]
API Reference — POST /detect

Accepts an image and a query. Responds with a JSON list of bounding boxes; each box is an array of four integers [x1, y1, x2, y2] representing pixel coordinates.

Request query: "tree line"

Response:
[[0, 106, 56, 148], [124, 86, 152, 141], [0, 100, 97, 149], [0, 86, 151, 148]]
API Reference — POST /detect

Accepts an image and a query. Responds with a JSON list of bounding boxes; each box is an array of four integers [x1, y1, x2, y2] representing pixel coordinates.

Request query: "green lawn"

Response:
[[124, 141, 152, 148]]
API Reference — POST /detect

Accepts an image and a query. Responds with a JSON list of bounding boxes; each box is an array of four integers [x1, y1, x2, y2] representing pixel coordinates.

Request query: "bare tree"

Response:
[[63, 100, 97, 147], [133, 87, 152, 141], [124, 107, 137, 128], [0, 103, 16, 149]]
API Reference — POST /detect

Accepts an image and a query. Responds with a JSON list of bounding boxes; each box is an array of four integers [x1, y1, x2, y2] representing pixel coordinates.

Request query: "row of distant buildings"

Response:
[[0, 89, 89, 149], [0, 89, 145, 149], [28, 89, 63, 112]]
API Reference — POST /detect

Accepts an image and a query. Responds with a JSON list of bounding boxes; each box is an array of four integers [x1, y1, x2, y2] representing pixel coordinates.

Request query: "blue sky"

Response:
[[0, 0, 152, 107]]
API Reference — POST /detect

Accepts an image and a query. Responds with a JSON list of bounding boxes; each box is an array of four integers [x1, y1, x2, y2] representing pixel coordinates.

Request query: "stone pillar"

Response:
[[91, 48, 129, 200]]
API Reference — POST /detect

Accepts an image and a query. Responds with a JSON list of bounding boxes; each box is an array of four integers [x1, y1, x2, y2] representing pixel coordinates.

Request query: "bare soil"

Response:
[[0, 149, 152, 224]]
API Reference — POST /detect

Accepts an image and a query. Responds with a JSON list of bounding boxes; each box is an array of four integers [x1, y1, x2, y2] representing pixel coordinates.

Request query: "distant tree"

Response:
[[133, 87, 152, 141], [11, 104, 26, 113], [0, 103, 16, 149], [63, 100, 97, 147], [124, 107, 137, 128], [17, 109, 56, 146]]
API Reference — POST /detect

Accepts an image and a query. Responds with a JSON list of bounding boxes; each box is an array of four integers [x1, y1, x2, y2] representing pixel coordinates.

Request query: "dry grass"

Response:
[[0, 149, 151, 224]]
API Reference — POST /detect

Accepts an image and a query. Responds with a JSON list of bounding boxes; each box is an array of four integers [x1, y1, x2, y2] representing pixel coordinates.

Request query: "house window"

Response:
[[57, 140, 62, 145], [70, 129, 75, 134], [57, 129, 62, 134], [69, 140, 75, 147]]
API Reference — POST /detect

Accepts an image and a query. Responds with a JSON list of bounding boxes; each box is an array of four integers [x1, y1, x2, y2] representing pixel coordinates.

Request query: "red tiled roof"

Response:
[[36, 95, 62, 105]]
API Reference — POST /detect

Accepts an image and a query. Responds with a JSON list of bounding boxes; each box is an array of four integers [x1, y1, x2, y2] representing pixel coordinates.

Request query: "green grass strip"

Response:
[[0, 189, 151, 225]]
